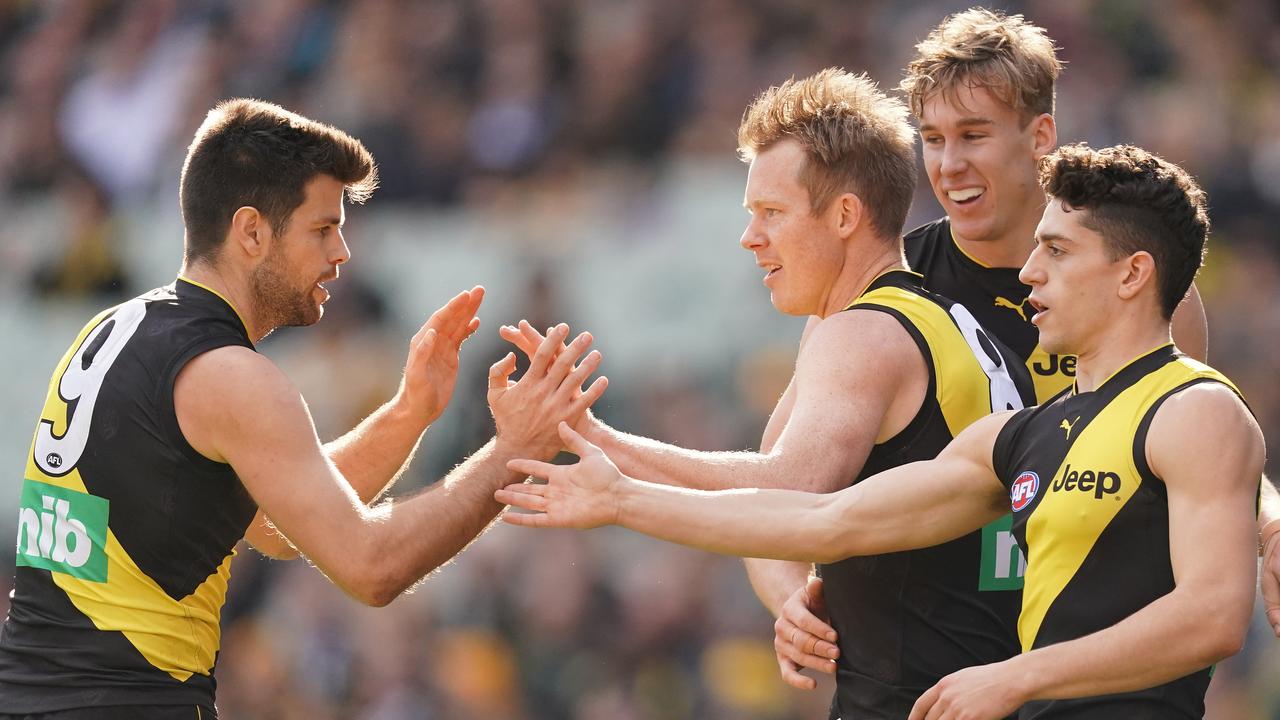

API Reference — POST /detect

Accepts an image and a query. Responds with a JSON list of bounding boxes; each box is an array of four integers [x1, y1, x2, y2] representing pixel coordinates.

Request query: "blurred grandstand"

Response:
[[0, 1, 1278, 718]]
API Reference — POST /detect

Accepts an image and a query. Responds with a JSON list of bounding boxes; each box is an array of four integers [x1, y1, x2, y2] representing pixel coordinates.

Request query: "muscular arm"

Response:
[[585, 312, 920, 495], [181, 326, 604, 606], [245, 288, 484, 558], [743, 375, 812, 616], [916, 384, 1262, 717], [499, 412, 1012, 563]]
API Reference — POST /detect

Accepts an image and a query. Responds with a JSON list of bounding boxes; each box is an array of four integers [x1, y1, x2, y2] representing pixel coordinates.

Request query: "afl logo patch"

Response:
[[1010, 471, 1039, 512]]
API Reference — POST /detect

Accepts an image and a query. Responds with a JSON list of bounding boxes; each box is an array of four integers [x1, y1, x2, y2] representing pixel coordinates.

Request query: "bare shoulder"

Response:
[[175, 345, 304, 462], [798, 308, 916, 366], [1148, 381, 1264, 483]]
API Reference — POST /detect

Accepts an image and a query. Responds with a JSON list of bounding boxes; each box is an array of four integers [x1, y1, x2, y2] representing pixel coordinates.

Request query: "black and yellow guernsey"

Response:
[[905, 218, 1075, 402], [993, 345, 1247, 719], [818, 270, 1037, 720], [0, 278, 259, 712]]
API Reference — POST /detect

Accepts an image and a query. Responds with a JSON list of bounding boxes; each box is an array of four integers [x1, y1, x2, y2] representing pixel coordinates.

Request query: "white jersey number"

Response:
[[948, 303, 1025, 413], [34, 299, 147, 476]]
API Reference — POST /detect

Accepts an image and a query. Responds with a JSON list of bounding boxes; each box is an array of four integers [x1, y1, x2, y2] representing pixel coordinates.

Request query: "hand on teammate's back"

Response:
[[774, 575, 840, 689], [488, 324, 608, 460], [498, 422, 625, 529], [394, 286, 485, 426]]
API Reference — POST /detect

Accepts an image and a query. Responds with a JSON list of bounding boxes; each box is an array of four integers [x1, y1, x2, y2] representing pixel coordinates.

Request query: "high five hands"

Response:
[[497, 422, 625, 529]]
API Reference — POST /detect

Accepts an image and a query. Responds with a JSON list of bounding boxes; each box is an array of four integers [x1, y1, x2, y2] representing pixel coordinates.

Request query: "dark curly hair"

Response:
[[180, 99, 378, 265], [1038, 144, 1208, 319]]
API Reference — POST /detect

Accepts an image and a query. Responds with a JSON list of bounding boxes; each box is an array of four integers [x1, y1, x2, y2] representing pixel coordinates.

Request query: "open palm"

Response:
[[496, 422, 624, 529]]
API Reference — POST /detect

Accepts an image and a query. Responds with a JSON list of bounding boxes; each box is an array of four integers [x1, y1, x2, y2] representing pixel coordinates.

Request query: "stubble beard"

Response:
[[249, 243, 322, 333]]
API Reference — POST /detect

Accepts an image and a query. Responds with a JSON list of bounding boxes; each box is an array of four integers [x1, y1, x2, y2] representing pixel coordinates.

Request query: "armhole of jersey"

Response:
[[991, 407, 1034, 487], [1131, 377, 1232, 489], [843, 303, 938, 451], [159, 335, 255, 469]]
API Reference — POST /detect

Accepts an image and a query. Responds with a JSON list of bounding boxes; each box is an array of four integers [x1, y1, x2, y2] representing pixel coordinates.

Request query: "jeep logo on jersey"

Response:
[[1052, 464, 1122, 499], [15, 479, 109, 582], [1010, 471, 1039, 512]]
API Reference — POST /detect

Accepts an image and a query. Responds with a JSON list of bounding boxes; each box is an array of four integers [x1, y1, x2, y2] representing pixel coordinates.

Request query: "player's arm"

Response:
[[497, 412, 1010, 562], [245, 287, 484, 558], [179, 327, 605, 607], [911, 383, 1262, 720], [501, 314, 907, 493], [1170, 283, 1207, 362], [1259, 477, 1280, 635]]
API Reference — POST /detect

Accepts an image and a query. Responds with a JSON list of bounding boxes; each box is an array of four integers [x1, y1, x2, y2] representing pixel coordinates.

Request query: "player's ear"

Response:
[[834, 192, 863, 239], [1116, 250, 1157, 303], [228, 206, 269, 260], [1029, 113, 1056, 160]]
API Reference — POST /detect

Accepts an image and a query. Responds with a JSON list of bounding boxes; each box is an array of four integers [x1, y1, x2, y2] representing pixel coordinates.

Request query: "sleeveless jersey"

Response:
[[0, 278, 259, 712], [905, 217, 1075, 401], [818, 270, 1037, 719], [992, 345, 1243, 718]]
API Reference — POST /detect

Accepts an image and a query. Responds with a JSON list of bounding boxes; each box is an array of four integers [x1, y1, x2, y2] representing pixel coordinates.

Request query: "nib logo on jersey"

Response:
[[1052, 464, 1122, 500], [15, 479, 109, 582]]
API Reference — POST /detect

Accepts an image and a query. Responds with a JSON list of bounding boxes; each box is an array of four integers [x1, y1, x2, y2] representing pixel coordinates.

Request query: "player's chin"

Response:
[[1036, 330, 1072, 357]]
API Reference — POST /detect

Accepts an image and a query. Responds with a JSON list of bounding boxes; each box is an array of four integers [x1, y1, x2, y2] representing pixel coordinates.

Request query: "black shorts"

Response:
[[0, 706, 215, 720]]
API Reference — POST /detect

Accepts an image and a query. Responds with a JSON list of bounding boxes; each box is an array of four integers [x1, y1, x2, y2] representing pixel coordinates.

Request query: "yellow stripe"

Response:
[[1018, 358, 1235, 650], [857, 286, 1001, 438], [177, 275, 251, 338], [26, 309, 233, 681]]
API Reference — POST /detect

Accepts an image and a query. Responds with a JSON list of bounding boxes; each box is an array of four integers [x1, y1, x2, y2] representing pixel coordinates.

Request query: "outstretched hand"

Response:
[[397, 286, 485, 425], [488, 324, 608, 460], [499, 319, 602, 436], [496, 422, 625, 529]]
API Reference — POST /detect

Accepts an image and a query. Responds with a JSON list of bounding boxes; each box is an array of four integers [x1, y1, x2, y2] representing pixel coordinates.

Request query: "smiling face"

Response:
[[250, 174, 349, 329], [919, 84, 1054, 250], [1020, 200, 1129, 356], [739, 140, 847, 317]]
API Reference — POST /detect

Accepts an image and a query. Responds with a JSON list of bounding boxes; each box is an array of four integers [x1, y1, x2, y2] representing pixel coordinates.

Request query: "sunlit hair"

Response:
[[902, 7, 1062, 124], [737, 68, 917, 240], [180, 98, 378, 264], [1039, 144, 1208, 319]]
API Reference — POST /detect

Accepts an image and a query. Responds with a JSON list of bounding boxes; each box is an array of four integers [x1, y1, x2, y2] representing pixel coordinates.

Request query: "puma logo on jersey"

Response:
[[1052, 464, 1121, 499], [993, 296, 1031, 322], [15, 480, 109, 582], [1010, 471, 1039, 512], [1060, 416, 1081, 439]]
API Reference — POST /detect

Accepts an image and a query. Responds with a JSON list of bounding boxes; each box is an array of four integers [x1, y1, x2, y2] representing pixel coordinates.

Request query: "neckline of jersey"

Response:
[[844, 267, 924, 310], [176, 276, 252, 340], [1071, 343, 1177, 397]]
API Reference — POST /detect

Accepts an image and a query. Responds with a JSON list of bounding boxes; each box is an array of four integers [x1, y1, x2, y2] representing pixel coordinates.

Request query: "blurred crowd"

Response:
[[1, 0, 1279, 718]]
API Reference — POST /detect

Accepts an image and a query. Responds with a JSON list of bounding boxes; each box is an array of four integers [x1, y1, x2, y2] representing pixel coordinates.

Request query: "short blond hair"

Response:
[[738, 68, 917, 240], [901, 7, 1062, 123]]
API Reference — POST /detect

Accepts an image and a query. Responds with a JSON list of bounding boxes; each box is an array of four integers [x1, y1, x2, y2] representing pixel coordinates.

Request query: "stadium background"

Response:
[[0, 0, 1278, 717]]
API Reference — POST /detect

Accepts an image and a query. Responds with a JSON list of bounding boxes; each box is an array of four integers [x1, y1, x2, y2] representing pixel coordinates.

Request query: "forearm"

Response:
[[745, 558, 812, 617], [591, 423, 784, 492], [360, 438, 518, 603], [245, 402, 425, 561], [1011, 588, 1247, 702], [615, 478, 846, 562], [327, 396, 429, 503]]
